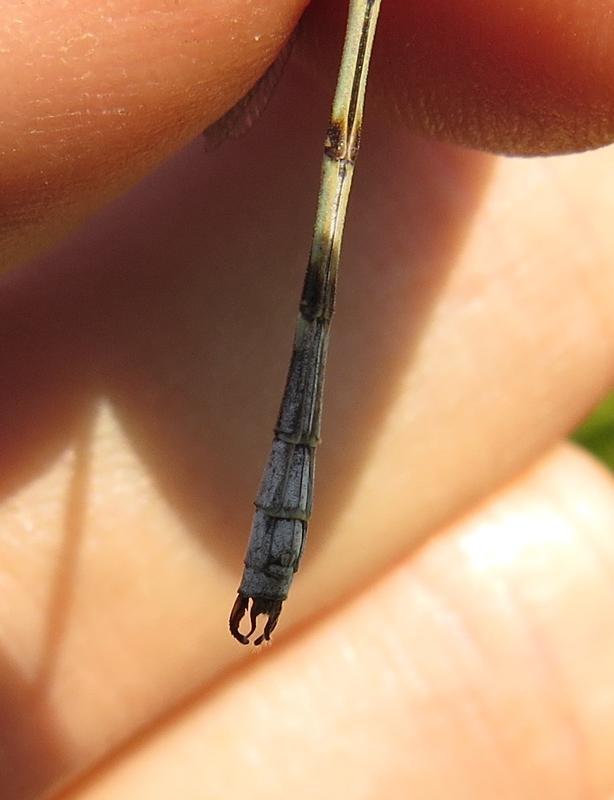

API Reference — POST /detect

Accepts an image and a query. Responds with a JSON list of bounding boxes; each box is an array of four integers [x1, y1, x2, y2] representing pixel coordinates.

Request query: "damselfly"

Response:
[[230, 0, 383, 645]]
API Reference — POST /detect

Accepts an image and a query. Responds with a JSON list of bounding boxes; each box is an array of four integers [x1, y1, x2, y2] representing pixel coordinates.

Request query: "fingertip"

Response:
[[302, 0, 614, 154], [381, 0, 614, 154], [0, 0, 306, 270]]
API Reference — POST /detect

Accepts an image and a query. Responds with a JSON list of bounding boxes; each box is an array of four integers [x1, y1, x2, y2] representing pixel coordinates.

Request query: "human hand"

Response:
[[1, 2, 613, 798]]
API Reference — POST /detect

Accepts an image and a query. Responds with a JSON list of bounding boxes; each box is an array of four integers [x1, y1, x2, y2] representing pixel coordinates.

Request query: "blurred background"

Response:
[[574, 391, 614, 470]]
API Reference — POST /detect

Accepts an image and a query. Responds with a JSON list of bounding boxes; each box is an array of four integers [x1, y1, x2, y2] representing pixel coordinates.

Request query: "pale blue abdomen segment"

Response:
[[239, 510, 305, 600], [255, 439, 314, 518]]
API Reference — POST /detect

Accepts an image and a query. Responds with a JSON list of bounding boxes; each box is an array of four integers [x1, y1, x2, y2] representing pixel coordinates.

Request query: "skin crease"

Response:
[[0, 0, 612, 798]]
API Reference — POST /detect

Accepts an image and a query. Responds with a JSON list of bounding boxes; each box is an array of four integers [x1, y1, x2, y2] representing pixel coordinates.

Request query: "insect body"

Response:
[[230, 0, 382, 645]]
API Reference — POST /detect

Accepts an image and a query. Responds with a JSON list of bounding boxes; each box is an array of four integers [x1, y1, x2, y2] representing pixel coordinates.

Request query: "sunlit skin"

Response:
[[0, 1, 613, 799]]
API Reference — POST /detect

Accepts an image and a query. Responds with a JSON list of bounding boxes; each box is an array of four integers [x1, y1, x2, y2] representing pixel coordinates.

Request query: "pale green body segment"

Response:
[[230, 0, 383, 645]]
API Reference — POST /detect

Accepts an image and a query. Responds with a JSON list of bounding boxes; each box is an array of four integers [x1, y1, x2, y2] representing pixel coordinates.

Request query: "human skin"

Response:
[[0, 1, 613, 799]]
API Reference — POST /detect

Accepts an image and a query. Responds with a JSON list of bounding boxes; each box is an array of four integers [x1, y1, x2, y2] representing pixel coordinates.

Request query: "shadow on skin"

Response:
[[0, 649, 72, 799], [0, 56, 494, 564], [0, 413, 94, 799], [0, 45, 494, 799], [33, 410, 95, 695]]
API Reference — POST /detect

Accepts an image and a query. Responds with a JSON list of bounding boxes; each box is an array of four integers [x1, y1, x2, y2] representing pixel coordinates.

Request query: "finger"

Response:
[[302, 0, 614, 154], [4, 1, 614, 273], [57, 445, 614, 800], [0, 75, 613, 797], [0, 0, 306, 270]]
